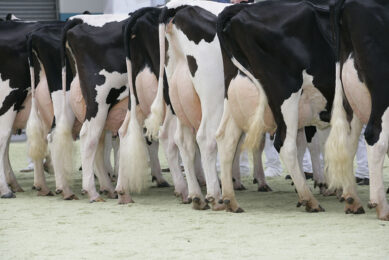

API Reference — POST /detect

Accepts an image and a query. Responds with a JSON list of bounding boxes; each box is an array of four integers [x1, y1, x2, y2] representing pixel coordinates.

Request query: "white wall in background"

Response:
[[59, 0, 106, 13], [104, 0, 165, 14]]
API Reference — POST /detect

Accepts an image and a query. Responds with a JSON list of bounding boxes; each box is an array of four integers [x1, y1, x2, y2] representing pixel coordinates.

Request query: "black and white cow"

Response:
[[0, 19, 59, 198], [145, 0, 280, 210], [120, 7, 194, 203], [216, 0, 338, 212], [26, 22, 70, 197], [26, 21, 129, 200], [60, 14, 176, 203], [326, 0, 389, 220]]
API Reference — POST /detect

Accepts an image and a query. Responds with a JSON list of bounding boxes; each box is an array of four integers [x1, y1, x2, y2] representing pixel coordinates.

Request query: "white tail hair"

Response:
[[144, 23, 166, 140], [325, 64, 353, 189], [117, 58, 150, 194], [26, 65, 47, 161], [231, 57, 268, 150]]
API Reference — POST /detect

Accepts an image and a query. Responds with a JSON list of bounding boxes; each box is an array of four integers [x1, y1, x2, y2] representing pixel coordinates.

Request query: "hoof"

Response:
[[253, 178, 258, 184], [81, 189, 87, 195], [90, 197, 105, 203], [118, 194, 134, 204], [37, 190, 54, 196], [157, 181, 170, 188], [387, 188, 389, 194], [161, 168, 170, 172], [32, 185, 36, 190], [191, 197, 209, 210], [285, 175, 292, 180], [258, 184, 272, 192], [1, 192, 15, 198], [367, 202, 377, 209], [344, 197, 365, 214], [100, 190, 118, 199], [64, 194, 79, 200], [151, 176, 157, 183], [10, 184, 24, 193], [55, 189, 63, 195], [297, 199, 324, 213], [223, 198, 244, 213]]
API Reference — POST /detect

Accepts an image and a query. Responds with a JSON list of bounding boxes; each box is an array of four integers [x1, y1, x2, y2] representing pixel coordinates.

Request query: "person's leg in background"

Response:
[[264, 134, 283, 177]]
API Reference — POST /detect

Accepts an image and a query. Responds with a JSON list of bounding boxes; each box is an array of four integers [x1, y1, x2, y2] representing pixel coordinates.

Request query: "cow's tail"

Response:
[[217, 5, 268, 150], [116, 13, 152, 195], [144, 9, 167, 140], [50, 19, 80, 184], [26, 34, 47, 161], [324, 63, 352, 189], [117, 58, 150, 194]]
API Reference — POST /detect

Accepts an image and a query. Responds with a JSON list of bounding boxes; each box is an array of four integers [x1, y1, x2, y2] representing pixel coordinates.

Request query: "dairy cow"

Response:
[[0, 19, 61, 198], [216, 0, 337, 212], [145, 0, 281, 210], [60, 14, 174, 203], [326, 0, 389, 220], [26, 22, 124, 199], [119, 7, 193, 203]]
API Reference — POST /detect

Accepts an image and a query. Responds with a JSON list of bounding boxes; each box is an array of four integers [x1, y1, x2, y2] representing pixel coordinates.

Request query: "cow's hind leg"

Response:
[[253, 136, 272, 192], [0, 110, 17, 198], [94, 133, 116, 199], [80, 111, 107, 202], [216, 100, 242, 212], [278, 90, 324, 212], [159, 111, 188, 203], [232, 135, 246, 191], [148, 140, 170, 187], [4, 137, 23, 192], [306, 127, 327, 194], [366, 111, 389, 220], [175, 120, 208, 210]]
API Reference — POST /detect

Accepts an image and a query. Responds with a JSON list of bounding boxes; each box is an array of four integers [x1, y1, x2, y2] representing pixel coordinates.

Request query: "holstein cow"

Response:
[[326, 0, 389, 220], [0, 19, 59, 198], [26, 22, 123, 199], [121, 7, 192, 203], [216, 0, 338, 212], [145, 0, 277, 210], [26, 22, 70, 197], [61, 14, 172, 203]]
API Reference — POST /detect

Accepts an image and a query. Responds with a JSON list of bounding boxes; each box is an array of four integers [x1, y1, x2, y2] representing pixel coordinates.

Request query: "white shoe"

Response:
[[20, 162, 34, 173], [265, 167, 282, 177]]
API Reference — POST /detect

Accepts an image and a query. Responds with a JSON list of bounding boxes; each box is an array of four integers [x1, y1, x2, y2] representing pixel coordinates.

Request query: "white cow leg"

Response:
[[339, 116, 364, 214], [253, 136, 271, 192], [307, 131, 326, 194], [232, 134, 245, 190], [112, 135, 119, 181], [296, 130, 308, 180], [216, 101, 242, 212], [174, 120, 207, 210], [367, 111, 389, 220], [94, 133, 116, 199], [4, 137, 23, 192], [196, 118, 224, 211], [148, 140, 169, 187], [80, 113, 106, 202], [279, 90, 323, 212], [32, 157, 53, 196], [103, 131, 114, 178], [159, 111, 188, 203], [194, 145, 206, 187], [0, 110, 16, 198]]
